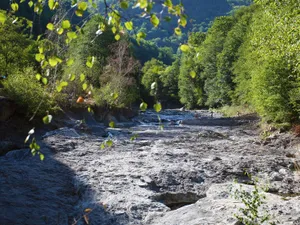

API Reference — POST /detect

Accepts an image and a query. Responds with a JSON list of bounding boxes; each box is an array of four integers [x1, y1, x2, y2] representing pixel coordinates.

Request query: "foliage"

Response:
[[0, 15, 35, 76], [64, 15, 116, 89], [199, 16, 234, 107], [94, 40, 140, 108], [1, 68, 55, 118], [216, 104, 254, 117], [231, 176, 275, 225], [178, 32, 206, 109], [141, 58, 166, 98]]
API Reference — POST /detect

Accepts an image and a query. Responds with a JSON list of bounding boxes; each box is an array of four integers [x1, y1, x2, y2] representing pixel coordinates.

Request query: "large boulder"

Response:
[[148, 183, 300, 225], [0, 96, 16, 122]]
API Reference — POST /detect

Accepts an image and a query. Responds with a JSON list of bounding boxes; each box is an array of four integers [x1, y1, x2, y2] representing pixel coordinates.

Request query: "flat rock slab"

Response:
[[1, 110, 300, 225], [148, 183, 300, 225]]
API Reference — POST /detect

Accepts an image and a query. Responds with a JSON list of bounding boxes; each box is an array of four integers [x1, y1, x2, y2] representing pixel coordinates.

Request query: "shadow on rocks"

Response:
[[0, 143, 125, 225]]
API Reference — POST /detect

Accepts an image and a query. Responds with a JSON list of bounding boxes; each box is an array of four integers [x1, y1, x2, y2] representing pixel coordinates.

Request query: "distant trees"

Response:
[[178, 32, 206, 109], [177, 1, 299, 124]]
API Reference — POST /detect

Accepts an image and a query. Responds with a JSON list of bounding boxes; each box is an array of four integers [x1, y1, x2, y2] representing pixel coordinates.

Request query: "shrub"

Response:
[[1, 68, 55, 118]]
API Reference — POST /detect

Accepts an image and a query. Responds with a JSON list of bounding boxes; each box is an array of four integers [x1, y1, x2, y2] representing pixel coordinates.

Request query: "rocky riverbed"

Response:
[[1, 109, 300, 225]]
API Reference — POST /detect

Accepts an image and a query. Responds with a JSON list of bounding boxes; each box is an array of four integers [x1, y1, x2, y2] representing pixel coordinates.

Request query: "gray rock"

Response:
[[1, 109, 300, 225], [149, 183, 300, 225], [5, 148, 31, 160], [270, 172, 284, 181]]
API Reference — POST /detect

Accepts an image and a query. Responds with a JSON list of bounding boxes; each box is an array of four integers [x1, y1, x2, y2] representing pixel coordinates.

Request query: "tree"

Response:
[[141, 58, 166, 100], [94, 40, 140, 108], [0, 15, 35, 76], [200, 16, 234, 107], [178, 32, 206, 109]]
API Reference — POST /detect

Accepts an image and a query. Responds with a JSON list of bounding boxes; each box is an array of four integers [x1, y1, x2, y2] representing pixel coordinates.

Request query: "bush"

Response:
[[1, 68, 55, 118]]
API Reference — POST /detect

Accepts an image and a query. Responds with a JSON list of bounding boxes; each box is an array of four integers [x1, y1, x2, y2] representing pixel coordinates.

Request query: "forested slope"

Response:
[[142, 0, 299, 126], [0, 0, 299, 128]]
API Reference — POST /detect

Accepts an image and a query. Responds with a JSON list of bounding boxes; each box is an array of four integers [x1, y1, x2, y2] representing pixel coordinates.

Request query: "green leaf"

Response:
[[57, 28, 64, 35], [42, 77, 48, 85], [56, 85, 62, 92], [125, 21, 133, 31], [106, 139, 113, 147], [150, 14, 160, 27], [0, 11, 6, 24], [78, 2, 88, 11], [109, 121, 115, 128], [11, 3, 19, 12], [26, 20, 33, 28], [164, 0, 172, 7], [130, 134, 138, 141], [48, 0, 55, 10], [62, 20, 71, 29], [49, 56, 59, 67], [100, 143, 105, 149], [43, 115, 53, 124], [46, 23, 54, 31], [174, 27, 182, 36], [154, 102, 162, 113], [66, 58, 74, 66], [56, 81, 68, 92], [28, 1, 34, 8], [180, 44, 190, 52], [38, 46, 44, 54], [179, 14, 187, 27], [69, 74, 76, 81], [120, 1, 128, 9], [111, 26, 117, 34], [139, 0, 148, 9], [61, 81, 68, 87], [140, 102, 148, 111], [35, 53, 45, 62], [39, 153, 45, 161], [80, 73, 85, 82], [36, 73, 42, 81], [34, 2, 43, 14], [190, 71, 196, 78], [82, 83, 88, 90], [115, 34, 121, 41], [75, 9, 84, 17], [67, 31, 77, 40], [86, 56, 95, 68], [137, 32, 146, 39], [111, 92, 119, 100]]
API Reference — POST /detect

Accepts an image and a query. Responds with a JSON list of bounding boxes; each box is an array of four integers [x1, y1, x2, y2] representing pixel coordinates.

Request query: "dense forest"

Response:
[[0, 0, 299, 129]]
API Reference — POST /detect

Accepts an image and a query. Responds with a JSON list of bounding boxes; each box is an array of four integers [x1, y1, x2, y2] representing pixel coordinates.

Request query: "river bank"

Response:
[[1, 109, 300, 224]]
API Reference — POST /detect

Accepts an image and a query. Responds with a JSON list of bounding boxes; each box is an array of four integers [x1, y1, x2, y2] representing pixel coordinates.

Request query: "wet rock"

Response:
[[0, 96, 16, 121]]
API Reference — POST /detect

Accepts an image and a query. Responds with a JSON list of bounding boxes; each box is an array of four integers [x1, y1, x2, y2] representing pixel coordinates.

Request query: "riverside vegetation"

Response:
[[0, 1, 300, 224], [0, 0, 299, 130]]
